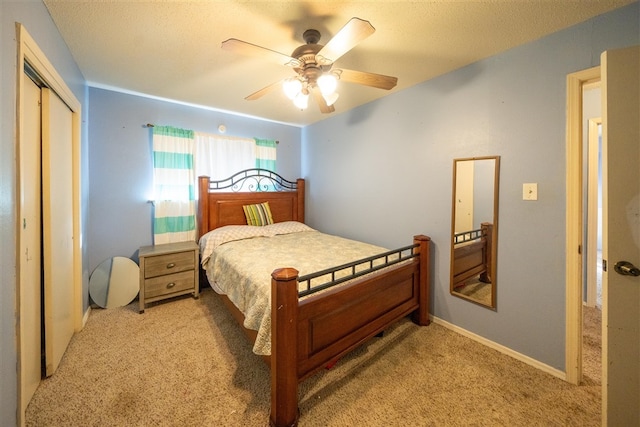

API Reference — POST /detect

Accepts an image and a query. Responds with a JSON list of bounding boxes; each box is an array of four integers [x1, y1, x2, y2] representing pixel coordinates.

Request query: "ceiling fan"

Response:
[[221, 17, 398, 113]]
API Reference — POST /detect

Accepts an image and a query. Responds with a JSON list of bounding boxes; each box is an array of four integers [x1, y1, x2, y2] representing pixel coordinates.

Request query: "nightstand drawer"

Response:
[[144, 270, 195, 299], [143, 251, 195, 279]]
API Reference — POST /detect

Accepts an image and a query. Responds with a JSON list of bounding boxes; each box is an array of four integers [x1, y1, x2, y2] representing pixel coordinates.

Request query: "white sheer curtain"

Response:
[[194, 132, 256, 181]]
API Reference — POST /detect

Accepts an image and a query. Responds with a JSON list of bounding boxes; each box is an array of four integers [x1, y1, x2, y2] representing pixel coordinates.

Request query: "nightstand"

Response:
[[138, 241, 199, 313]]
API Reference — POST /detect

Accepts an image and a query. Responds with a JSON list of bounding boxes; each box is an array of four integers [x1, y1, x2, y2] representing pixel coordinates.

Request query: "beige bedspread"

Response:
[[199, 222, 388, 355]]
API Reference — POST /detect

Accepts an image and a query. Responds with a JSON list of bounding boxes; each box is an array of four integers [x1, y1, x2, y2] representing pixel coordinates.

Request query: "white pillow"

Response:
[[199, 225, 269, 264], [263, 221, 315, 236]]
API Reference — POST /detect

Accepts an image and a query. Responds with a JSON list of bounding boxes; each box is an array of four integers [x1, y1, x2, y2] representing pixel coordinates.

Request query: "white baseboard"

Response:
[[430, 315, 567, 381]]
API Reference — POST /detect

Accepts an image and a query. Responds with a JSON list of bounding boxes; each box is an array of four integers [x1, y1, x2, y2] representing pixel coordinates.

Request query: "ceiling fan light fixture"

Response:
[[323, 92, 339, 106], [293, 91, 309, 110], [223, 18, 397, 114], [283, 78, 302, 100], [317, 73, 338, 96]]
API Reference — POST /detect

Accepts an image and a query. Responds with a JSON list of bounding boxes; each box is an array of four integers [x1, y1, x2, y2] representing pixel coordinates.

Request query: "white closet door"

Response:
[[42, 87, 75, 377], [20, 72, 43, 409]]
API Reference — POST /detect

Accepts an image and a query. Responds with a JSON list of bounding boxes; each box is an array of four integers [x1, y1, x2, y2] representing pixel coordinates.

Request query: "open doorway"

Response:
[[567, 46, 640, 425], [565, 65, 600, 386], [582, 83, 602, 386]]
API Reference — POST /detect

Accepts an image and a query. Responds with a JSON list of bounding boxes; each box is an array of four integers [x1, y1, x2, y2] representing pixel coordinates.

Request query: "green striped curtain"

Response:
[[254, 138, 277, 171], [152, 126, 196, 244]]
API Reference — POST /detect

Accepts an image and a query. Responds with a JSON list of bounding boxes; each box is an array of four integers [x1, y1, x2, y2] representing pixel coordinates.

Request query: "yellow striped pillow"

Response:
[[243, 202, 274, 226]]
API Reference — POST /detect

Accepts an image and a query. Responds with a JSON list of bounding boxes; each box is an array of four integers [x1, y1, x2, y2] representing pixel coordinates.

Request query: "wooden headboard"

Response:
[[197, 169, 305, 239]]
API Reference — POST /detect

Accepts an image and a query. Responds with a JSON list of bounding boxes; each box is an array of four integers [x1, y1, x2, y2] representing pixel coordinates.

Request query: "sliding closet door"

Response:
[[41, 87, 74, 377], [20, 71, 43, 410]]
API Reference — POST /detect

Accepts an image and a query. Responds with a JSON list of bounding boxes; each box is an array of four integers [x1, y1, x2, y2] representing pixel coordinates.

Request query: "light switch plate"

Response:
[[523, 183, 538, 201]]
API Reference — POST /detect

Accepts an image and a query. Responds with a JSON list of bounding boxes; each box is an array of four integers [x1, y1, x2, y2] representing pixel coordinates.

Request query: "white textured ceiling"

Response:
[[43, 0, 634, 127]]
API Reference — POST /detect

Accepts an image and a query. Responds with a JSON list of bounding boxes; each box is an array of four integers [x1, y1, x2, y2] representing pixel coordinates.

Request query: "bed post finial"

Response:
[[270, 268, 300, 427]]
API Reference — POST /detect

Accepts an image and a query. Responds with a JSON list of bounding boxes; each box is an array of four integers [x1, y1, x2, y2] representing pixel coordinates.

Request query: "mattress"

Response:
[[199, 221, 388, 355]]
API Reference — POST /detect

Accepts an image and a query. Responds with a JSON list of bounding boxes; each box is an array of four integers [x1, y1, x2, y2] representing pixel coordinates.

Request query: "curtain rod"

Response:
[[143, 123, 278, 143]]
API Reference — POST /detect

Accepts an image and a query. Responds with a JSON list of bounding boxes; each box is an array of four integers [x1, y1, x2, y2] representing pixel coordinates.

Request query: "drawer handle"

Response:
[[166, 282, 176, 289], [166, 263, 176, 269]]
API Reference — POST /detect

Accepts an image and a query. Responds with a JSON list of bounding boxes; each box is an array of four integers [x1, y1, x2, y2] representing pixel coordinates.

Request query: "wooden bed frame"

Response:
[[197, 169, 431, 427], [451, 222, 493, 289]]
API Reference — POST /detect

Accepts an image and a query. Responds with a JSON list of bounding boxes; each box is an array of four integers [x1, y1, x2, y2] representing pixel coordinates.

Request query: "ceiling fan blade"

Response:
[[316, 18, 375, 65], [311, 86, 335, 114], [221, 39, 301, 67], [245, 80, 284, 101], [335, 68, 398, 90]]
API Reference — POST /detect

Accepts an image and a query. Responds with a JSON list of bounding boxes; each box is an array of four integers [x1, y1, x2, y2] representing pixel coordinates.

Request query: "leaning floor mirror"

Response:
[[450, 156, 500, 309]]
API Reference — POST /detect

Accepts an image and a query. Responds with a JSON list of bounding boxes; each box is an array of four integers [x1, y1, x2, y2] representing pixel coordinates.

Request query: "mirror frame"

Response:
[[450, 156, 500, 309]]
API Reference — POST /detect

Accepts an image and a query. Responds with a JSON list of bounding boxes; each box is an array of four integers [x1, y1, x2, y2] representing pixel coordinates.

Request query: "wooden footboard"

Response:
[[452, 222, 492, 288], [270, 235, 431, 427]]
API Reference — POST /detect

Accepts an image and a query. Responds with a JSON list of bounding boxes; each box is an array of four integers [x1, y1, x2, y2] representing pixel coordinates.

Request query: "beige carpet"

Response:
[[26, 289, 601, 426], [453, 277, 492, 306], [582, 305, 602, 386]]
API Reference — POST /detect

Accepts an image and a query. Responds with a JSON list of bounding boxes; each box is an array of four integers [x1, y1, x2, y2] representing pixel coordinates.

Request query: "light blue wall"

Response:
[[87, 88, 302, 272], [0, 1, 88, 425], [302, 2, 639, 370], [472, 159, 495, 230]]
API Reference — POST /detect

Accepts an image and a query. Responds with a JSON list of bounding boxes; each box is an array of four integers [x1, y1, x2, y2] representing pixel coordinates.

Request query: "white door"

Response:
[[601, 45, 640, 425], [41, 88, 75, 377], [20, 71, 43, 412]]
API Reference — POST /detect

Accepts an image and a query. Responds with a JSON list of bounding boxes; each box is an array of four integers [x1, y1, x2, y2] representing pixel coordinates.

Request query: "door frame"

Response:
[[15, 23, 83, 424], [565, 66, 601, 386]]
